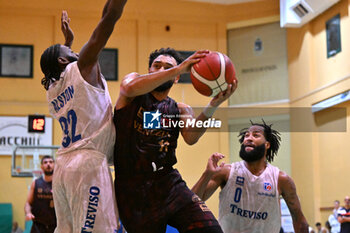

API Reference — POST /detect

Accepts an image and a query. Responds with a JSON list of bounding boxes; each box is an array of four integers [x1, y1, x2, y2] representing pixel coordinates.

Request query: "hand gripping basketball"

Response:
[[190, 51, 237, 97]]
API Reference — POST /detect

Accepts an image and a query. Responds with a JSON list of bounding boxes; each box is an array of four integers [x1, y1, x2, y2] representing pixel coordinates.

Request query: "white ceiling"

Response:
[[183, 0, 260, 5]]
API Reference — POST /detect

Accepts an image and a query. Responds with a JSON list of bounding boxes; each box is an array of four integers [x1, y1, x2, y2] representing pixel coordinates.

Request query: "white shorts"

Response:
[[53, 149, 119, 233]]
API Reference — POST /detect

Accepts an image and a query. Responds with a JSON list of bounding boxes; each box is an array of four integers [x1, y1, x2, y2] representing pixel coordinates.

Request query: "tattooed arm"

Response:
[[279, 171, 309, 233]]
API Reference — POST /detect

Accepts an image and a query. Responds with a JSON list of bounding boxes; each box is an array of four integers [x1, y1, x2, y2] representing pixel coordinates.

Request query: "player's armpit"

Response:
[[279, 172, 309, 233]]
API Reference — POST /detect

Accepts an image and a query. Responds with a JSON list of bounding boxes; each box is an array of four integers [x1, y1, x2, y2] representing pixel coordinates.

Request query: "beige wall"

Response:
[[288, 0, 350, 225]]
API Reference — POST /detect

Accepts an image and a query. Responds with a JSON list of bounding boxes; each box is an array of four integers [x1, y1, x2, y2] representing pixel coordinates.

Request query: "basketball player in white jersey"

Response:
[[39, 1, 127, 232], [192, 121, 309, 233]]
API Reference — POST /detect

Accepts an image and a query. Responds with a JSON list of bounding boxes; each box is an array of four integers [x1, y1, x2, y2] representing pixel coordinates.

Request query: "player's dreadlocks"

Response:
[[40, 44, 61, 90], [238, 119, 281, 163], [148, 48, 184, 68]]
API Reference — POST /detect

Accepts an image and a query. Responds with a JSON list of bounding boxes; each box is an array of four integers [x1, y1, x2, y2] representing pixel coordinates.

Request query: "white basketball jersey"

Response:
[[47, 62, 115, 158], [218, 161, 281, 233]]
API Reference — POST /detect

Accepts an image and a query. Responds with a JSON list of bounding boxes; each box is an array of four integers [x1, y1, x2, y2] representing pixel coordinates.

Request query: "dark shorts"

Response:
[[30, 221, 55, 233], [115, 169, 222, 233]]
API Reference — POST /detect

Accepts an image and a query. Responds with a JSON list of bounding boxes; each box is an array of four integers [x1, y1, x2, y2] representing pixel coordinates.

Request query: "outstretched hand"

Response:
[[210, 80, 238, 107], [61, 11, 74, 48], [206, 152, 226, 175], [178, 50, 209, 74]]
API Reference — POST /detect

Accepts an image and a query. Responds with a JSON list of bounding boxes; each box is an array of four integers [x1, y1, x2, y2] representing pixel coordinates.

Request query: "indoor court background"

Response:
[[0, 0, 349, 231]]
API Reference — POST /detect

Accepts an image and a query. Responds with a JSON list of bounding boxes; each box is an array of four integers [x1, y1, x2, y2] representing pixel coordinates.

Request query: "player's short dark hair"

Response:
[[40, 44, 61, 90], [41, 155, 54, 164], [148, 48, 184, 68], [238, 119, 281, 163], [315, 222, 321, 227]]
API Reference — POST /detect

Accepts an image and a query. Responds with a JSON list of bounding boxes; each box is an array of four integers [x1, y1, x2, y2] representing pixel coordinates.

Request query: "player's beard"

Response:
[[153, 80, 174, 92], [239, 143, 266, 162], [44, 170, 54, 176]]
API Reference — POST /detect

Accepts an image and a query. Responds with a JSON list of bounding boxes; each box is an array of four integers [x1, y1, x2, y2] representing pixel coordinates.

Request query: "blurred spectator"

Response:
[[337, 196, 350, 233], [316, 222, 329, 233], [12, 221, 23, 233]]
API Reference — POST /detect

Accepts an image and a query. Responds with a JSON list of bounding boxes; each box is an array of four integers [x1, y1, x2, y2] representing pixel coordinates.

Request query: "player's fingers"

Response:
[[224, 84, 232, 96], [212, 152, 225, 160], [191, 50, 209, 59], [210, 153, 220, 163], [195, 50, 209, 54], [217, 91, 224, 99], [62, 11, 67, 20], [232, 79, 238, 90]]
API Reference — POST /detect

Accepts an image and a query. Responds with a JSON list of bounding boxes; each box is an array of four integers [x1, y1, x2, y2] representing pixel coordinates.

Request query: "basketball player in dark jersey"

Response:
[[113, 48, 237, 233], [25, 156, 56, 233]]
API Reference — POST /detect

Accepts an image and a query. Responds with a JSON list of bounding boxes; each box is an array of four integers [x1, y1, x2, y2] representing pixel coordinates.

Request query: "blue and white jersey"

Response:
[[47, 62, 115, 158], [218, 161, 281, 233]]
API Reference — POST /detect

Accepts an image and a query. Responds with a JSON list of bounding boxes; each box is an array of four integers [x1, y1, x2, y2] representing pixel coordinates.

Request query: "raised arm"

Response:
[[24, 181, 35, 221], [279, 171, 309, 233], [192, 153, 229, 201], [61, 11, 74, 48], [179, 80, 237, 145], [115, 50, 208, 110], [77, 0, 127, 84]]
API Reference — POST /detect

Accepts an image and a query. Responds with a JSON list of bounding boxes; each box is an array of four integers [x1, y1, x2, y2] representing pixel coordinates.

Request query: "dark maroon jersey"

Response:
[[31, 176, 56, 227], [113, 93, 180, 175]]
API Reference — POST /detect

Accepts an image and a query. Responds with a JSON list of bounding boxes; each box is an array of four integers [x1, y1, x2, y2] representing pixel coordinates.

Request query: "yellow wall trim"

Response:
[[290, 74, 350, 104]]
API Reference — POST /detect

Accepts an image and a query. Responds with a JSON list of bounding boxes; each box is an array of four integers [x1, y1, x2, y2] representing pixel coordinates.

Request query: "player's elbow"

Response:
[[120, 73, 140, 97], [120, 84, 137, 98], [105, 0, 127, 21]]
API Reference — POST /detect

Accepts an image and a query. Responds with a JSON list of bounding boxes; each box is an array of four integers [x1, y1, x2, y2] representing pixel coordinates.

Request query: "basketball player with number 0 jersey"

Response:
[[40, 1, 127, 232], [192, 121, 309, 233]]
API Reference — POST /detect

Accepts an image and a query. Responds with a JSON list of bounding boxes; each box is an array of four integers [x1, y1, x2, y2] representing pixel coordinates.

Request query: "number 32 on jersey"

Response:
[[59, 109, 81, 148]]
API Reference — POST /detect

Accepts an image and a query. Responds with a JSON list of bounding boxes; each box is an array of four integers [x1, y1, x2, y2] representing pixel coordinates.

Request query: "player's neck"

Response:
[[243, 159, 267, 176], [43, 174, 53, 183], [151, 89, 170, 101]]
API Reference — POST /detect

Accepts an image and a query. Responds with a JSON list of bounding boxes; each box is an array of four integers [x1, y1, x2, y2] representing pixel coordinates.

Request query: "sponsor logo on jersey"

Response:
[[257, 192, 276, 198], [229, 204, 268, 220], [264, 182, 272, 191], [81, 186, 100, 233], [236, 176, 245, 186]]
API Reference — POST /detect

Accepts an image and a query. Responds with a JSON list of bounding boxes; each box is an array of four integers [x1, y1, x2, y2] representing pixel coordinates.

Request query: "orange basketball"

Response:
[[190, 51, 236, 97]]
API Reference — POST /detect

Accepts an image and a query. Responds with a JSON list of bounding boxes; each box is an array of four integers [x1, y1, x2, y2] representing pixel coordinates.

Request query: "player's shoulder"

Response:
[[278, 170, 296, 190], [278, 170, 290, 181]]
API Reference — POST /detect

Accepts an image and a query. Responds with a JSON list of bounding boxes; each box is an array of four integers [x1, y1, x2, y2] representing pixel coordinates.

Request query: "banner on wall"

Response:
[[0, 116, 53, 155]]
